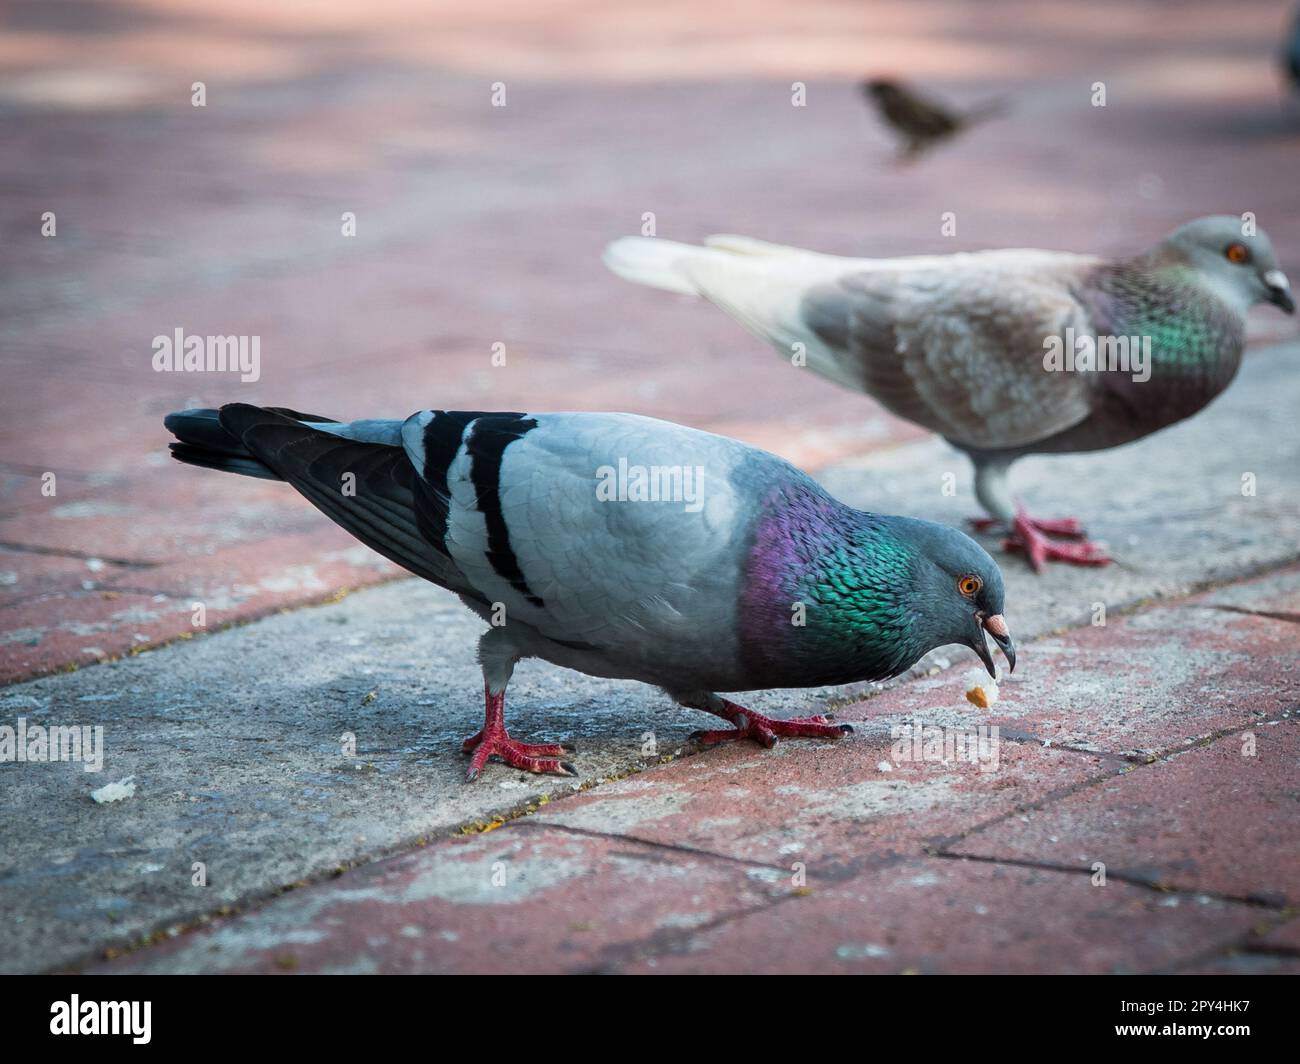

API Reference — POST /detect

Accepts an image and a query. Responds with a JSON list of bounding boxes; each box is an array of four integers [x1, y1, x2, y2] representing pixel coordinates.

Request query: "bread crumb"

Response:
[[92, 776, 136, 804], [963, 668, 999, 709]]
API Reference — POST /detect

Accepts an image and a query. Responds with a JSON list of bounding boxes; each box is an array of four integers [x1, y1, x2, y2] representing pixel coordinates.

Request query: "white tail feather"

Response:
[[601, 237, 719, 296], [703, 234, 834, 261], [603, 234, 868, 391]]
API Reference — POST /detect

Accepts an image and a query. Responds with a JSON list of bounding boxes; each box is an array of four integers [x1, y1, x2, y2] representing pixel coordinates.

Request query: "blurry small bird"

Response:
[[1283, 5, 1300, 96], [861, 78, 1007, 161]]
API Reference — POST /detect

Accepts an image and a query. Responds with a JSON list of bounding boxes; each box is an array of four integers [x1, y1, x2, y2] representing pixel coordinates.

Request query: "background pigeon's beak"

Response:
[[972, 613, 1016, 677], [1264, 269, 1295, 314]]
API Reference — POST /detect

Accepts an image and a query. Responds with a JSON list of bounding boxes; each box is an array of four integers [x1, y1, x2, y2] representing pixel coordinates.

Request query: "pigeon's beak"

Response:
[[971, 612, 1016, 678], [1264, 269, 1295, 314]]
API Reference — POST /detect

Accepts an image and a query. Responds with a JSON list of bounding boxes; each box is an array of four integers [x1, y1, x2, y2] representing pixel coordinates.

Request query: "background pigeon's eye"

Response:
[[958, 575, 982, 596], [1226, 243, 1251, 264]]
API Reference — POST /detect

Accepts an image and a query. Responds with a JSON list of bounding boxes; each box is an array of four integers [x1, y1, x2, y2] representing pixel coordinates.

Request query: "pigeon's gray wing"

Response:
[[402, 410, 754, 669], [801, 252, 1101, 450]]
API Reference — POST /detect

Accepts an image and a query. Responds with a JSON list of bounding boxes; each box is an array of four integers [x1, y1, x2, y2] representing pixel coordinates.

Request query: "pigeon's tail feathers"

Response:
[[165, 406, 343, 480], [604, 234, 856, 296], [605, 235, 868, 389], [672, 251, 868, 389], [194, 404, 462, 591], [602, 236, 716, 296], [703, 234, 826, 259], [166, 407, 281, 480]]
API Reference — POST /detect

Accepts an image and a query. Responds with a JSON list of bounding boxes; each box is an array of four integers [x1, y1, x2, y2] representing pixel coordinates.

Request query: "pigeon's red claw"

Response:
[[689, 697, 853, 748], [1019, 515, 1087, 538], [463, 686, 576, 781], [1002, 507, 1112, 572]]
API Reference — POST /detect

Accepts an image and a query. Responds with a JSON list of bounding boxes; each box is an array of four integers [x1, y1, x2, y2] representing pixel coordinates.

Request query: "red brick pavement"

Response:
[[3, 0, 1298, 682]]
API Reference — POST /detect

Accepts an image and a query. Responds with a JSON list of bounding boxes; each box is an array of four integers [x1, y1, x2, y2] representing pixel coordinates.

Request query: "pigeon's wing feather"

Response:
[[403, 410, 751, 666], [801, 253, 1100, 449], [217, 405, 477, 595], [607, 235, 987, 394], [671, 250, 880, 391]]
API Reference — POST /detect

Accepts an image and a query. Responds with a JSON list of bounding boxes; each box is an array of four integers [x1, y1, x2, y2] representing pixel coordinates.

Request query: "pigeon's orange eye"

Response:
[[1226, 243, 1250, 264], [958, 575, 982, 597]]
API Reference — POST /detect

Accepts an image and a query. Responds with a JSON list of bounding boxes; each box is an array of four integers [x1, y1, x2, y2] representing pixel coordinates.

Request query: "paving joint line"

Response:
[[1163, 911, 1300, 974], [510, 818, 804, 877], [926, 761, 1139, 853], [928, 851, 1290, 911], [0, 541, 159, 570], [581, 851, 918, 974], [1200, 604, 1300, 626], [928, 712, 1295, 857]]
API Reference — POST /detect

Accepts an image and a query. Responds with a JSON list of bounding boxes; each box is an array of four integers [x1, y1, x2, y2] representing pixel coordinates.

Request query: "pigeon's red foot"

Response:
[[1002, 507, 1111, 572], [463, 687, 576, 781], [690, 697, 853, 748]]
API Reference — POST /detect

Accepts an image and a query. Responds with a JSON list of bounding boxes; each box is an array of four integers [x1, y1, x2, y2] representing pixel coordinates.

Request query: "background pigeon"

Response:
[[604, 216, 1294, 570], [166, 404, 1015, 779], [861, 78, 1007, 161]]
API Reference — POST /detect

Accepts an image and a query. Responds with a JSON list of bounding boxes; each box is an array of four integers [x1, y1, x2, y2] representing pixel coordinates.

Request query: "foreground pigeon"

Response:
[[166, 404, 1015, 779], [604, 216, 1294, 569], [861, 79, 1006, 161]]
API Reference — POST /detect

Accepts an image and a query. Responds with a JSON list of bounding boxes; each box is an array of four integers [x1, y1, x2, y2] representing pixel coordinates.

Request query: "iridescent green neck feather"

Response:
[[739, 482, 928, 688], [1092, 260, 1245, 386]]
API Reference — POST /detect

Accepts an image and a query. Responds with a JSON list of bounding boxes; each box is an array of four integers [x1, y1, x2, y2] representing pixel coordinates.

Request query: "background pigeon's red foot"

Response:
[[691, 697, 853, 748], [463, 688, 575, 780], [1003, 509, 1112, 572]]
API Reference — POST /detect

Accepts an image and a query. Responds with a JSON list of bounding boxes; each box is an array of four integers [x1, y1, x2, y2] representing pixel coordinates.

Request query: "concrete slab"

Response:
[[0, 529, 402, 683], [71, 674, 1298, 974]]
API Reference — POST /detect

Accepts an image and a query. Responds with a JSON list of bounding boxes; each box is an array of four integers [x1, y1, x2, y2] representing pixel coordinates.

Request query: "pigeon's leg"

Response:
[[462, 634, 575, 781], [966, 453, 1095, 550], [685, 694, 852, 749], [1003, 503, 1112, 572], [968, 452, 1021, 531]]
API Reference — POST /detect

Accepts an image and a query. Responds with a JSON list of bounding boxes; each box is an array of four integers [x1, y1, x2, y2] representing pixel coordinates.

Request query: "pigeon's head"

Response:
[[892, 518, 1015, 679], [1159, 215, 1293, 315]]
